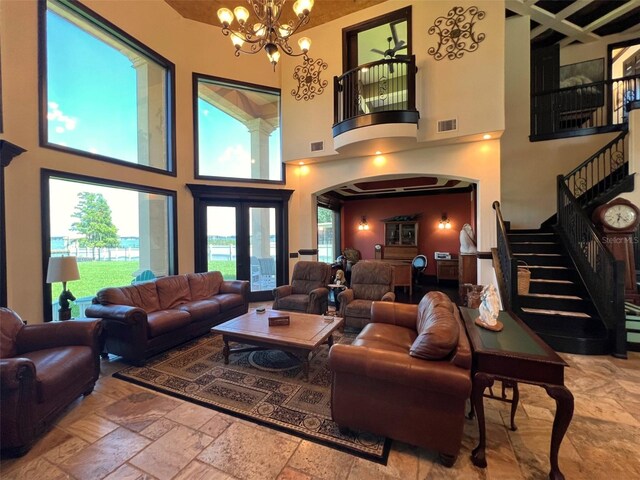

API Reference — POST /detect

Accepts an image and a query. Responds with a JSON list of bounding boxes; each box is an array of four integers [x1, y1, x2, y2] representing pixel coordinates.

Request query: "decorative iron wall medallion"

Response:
[[428, 6, 486, 61], [291, 55, 328, 101]]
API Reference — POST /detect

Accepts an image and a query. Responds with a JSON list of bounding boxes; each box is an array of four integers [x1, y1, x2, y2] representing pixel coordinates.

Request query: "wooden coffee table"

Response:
[[211, 309, 344, 381]]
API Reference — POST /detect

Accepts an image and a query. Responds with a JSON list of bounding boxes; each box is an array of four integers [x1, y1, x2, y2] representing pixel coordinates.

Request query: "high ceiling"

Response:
[[166, 0, 640, 49], [506, 0, 640, 48], [166, 1, 640, 195], [165, 0, 387, 32]]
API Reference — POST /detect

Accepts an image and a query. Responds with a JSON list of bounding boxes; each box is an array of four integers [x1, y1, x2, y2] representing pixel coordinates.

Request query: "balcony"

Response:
[[530, 74, 639, 141], [332, 56, 419, 146]]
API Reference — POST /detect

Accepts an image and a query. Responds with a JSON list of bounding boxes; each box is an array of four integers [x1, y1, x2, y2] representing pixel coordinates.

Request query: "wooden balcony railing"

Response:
[[531, 74, 640, 140], [333, 56, 419, 137]]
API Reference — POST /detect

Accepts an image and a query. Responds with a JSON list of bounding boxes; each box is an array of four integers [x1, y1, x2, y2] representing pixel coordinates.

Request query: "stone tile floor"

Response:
[[2, 345, 639, 479]]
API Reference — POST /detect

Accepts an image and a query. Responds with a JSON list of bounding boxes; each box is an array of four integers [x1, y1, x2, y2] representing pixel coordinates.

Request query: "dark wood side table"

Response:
[[459, 307, 574, 480]]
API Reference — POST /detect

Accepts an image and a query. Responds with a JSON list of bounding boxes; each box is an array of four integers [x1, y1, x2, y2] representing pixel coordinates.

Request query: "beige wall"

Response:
[[2, 0, 504, 322], [0, 0, 281, 322], [286, 140, 501, 285], [500, 16, 638, 229], [280, 0, 505, 161]]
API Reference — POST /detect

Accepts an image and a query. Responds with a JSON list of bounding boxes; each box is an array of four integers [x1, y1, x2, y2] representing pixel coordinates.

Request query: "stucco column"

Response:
[[247, 119, 276, 258], [132, 56, 166, 169], [132, 57, 168, 274], [138, 194, 168, 277]]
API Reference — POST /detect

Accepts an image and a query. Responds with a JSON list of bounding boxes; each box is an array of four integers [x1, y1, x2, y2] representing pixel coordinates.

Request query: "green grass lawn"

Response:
[[51, 260, 238, 313]]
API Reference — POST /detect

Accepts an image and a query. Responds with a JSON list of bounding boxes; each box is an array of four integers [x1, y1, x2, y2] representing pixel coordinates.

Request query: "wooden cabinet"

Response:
[[383, 221, 418, 262], [384, 221, 418, 246], [436, 259, 458, 283], [459, 254, 478, 285]]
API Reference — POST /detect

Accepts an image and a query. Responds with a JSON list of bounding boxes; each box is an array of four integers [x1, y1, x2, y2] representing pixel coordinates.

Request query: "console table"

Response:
[[459, 307, 574, 480]]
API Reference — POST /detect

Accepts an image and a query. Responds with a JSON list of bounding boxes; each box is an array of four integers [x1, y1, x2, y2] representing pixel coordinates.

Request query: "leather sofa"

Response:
[[337, 260, 395, 328], [86, 271, 248, 365], [272, 261, 331, 314], [1, 308, 102, 456], [328, 291, 472, 466]]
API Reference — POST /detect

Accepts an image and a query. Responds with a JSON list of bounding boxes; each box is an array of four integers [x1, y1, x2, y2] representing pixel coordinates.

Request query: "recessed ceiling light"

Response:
[[375, 151, 382, 155], [483, 134, 491, 140], [299, 161, 305, 165]]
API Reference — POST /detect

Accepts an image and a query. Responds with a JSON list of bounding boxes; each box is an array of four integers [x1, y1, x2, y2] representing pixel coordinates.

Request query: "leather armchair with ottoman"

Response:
[[86, 271, 248, 365], [328, 292, 472, 466], [272, 261, 332, 314], [0, 308, 103, 456], [337, 260, 395, 329]]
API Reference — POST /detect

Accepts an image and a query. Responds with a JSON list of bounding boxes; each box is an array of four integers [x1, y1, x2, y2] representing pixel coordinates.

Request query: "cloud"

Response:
[[47, 101, 78, 135]]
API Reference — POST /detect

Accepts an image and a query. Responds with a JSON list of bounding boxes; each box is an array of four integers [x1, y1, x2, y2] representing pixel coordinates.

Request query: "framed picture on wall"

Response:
[[559, 58, 605, 109]]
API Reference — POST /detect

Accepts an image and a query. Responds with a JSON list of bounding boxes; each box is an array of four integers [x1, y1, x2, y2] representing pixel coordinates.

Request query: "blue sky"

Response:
[[46, 4, 281, 237]]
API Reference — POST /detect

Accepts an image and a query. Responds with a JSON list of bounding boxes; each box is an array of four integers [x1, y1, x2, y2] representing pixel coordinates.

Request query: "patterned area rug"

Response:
[[114, 331, 390, 462]]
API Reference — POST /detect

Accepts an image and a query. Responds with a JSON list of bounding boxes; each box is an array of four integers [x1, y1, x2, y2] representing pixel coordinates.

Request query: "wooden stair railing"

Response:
[[556, 177, 627, 358], [563, 129, 630, 208], [492, 201, 518, 310]]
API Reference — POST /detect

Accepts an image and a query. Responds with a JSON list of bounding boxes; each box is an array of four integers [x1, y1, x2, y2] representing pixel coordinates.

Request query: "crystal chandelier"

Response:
[[217, 0, 314, 70]]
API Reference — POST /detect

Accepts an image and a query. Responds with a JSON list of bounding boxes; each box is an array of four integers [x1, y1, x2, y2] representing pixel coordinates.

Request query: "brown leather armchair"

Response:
[[0, 308, 102, 456], [337, 260, 395, 328], [272, 261, 331, 314], [328, 292, 472, 466]]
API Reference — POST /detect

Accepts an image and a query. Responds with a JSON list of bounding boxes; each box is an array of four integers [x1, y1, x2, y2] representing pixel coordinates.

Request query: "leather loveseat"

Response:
[[1, 308, 102, 456], [328, 291, 472, 466], [86, 271, 248, 365]]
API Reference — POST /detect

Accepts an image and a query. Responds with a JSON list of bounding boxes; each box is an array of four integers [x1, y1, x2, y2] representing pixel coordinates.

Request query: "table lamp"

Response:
[[46, 256, 80, 321]]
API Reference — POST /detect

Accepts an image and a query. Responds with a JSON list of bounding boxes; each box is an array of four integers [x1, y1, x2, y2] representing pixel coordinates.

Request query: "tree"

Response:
[[71, 192, 120, 260], [317, 206, 334, 223]]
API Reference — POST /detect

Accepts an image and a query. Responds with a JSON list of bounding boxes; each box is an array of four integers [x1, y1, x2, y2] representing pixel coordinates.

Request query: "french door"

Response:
[[189, 185, 292, 303]]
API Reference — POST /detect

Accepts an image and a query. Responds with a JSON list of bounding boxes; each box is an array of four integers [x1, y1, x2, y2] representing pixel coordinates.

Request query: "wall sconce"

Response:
[[358, 216, 369, 231], [438, 214, 451, 230]]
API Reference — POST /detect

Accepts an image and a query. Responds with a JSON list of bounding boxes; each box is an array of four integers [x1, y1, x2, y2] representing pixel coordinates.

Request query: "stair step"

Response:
[[511, 242, 561, 254], [521, 307, 591, 318], [514, 253, 567, 266], [525, 265, 573, 280], [522, 293, 582, 300], [528, 278, 581, 296]]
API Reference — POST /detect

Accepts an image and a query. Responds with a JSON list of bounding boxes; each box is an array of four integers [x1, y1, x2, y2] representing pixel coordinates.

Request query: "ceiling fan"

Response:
[[370, 21, 408, 72]]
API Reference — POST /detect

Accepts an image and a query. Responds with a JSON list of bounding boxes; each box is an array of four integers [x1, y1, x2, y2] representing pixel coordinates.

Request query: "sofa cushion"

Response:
[[147, 310, 192, 338], [177, 300, 221, 323], [22, 346, 94, 403], [187, 272, 223, 300], [0, 308, 24, 358], [356, 323, 417, 351], [273, 294, 309, 312], [212, 293, 245, 312], [416, 291, 454, 332], [410, 306, 460, 360], [156, 275, 191, 310], [344, 299, 374, 319], [97, 282, 161, 312]]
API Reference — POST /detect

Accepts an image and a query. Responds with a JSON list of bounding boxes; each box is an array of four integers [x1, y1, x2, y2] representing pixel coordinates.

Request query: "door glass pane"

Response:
[[206, 206, 236, 280], [249, 207, 275, 292], [317, 207, 336, 263]]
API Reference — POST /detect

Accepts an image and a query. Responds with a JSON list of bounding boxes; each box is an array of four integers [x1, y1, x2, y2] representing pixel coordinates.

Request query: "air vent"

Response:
[[437, 118, 458, 133], [310, 141, 324, 152]]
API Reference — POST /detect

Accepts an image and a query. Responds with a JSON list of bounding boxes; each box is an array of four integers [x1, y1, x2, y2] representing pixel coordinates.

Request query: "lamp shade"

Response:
[[46, 256, 80, 283]]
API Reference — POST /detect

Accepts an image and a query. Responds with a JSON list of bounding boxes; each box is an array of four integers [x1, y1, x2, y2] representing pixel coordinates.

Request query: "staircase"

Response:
[[508, 228, 609, 354], [494, 125, 633, 357]]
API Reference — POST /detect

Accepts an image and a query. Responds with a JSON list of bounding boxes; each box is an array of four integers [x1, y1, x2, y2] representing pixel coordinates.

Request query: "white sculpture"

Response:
[[478, 284, 501, 329], [460, 223, 477, 254]]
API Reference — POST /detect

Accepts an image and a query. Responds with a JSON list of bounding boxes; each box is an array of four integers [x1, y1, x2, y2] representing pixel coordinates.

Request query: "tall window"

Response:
[[41, 0, 174, 173], [195, 74, 283, 182], [43, 172, 176, 321], [318, 206, 339, 263]]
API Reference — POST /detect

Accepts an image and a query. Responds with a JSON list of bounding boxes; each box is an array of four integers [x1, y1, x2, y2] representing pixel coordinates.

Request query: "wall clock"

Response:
[[592, 198, 640, 298]]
